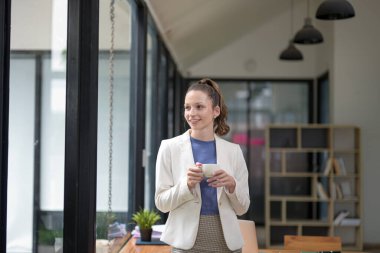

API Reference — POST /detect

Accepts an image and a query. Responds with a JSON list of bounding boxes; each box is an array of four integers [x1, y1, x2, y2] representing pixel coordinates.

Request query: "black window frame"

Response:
[[0, 0, 11, 252]]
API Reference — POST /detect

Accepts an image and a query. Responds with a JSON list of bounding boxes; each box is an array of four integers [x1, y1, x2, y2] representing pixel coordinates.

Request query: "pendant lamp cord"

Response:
[[108, 0, 115, 252], [290, 0, 294, 37]]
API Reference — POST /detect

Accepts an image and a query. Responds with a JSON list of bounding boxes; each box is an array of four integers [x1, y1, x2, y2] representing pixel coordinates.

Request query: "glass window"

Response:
[[219, 80, 311, 224], [96, 0, 131, 242], [145, 28, 154, 210], [8, 0, 68, 252]]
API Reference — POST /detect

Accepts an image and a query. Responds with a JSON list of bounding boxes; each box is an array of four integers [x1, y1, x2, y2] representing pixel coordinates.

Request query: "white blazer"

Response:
[[155, 130, 250, 250]]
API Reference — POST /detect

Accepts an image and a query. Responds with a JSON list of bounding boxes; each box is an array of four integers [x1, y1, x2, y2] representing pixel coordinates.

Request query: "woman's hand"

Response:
[[207, 169, 236, 193], [187, 163, 203, 190]]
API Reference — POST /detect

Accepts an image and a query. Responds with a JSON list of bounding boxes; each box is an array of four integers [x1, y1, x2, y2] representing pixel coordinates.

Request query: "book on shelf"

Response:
[[330, 182, 337, 200], [316, 182, 329, 200], [323, 157, 349, 176], [340, 218, 361, 226], [339, 181, 352, 198], [333, 157, 347, 176], [335, 183, 344, 199], [333, 210, 350, 225], [323, 158, 334, 176], [331, 181, 348, 199]]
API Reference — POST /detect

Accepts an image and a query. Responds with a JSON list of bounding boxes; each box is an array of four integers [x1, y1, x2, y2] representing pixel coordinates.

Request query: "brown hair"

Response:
[[186, 78, 230, 136]]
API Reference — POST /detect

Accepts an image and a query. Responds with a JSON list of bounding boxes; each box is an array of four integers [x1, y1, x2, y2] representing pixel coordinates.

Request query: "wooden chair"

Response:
[[238, 220, 259, 253], [284, 235, 342, 251]]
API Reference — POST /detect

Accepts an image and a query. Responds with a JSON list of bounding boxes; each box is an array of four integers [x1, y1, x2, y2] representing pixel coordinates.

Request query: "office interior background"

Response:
[[1, 0, 380, 252]]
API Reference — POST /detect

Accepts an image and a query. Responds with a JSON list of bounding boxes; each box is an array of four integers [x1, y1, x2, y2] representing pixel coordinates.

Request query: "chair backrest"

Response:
[[238, 219, 259, 253], [284, 235, 342, 251]]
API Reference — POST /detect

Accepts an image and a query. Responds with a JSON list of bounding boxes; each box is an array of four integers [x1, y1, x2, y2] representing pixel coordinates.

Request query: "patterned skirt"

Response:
[[172, 215, 242, 253]]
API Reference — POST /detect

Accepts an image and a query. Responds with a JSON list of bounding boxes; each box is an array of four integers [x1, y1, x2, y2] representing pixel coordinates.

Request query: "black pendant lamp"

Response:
[[280, 41, 303, 61], [294, 0, 324, 44], [279, 0, 303, 61], [316, 0, 355, 20]]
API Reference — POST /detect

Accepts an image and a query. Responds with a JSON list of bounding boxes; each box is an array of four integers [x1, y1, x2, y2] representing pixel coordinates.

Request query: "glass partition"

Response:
[[219, 80, 311, 224], [144, 28, 154, 210], [96, 0, 131, 243], [8, 0, 68, 252]]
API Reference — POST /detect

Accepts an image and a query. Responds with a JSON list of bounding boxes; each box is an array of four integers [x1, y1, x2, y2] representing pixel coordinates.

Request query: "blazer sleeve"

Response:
[[225, 144, 250, 216], [154, 140, 195, 213]]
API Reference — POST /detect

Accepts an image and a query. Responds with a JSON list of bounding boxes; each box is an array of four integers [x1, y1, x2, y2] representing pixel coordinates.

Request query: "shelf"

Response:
[[269, 128, 297, 148], [334, 224, 361, 227], [333, 174, 358, 178], [333, 149, 359, 154], [301, 128, 329, 148], [269, 148, 329, 152], [270, 172, 327, 177], [270, 219, 330, 226], [270, 196, 329, 202], [265, 125, 362, 250], [334, 197, 359, 202]]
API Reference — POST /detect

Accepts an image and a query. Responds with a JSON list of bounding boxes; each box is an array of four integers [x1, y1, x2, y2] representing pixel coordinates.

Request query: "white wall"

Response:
[[11, 0, 130, 50], [314, 17, 334, 77], [188, 1, 319, 78], [331, 0, 380, 243]]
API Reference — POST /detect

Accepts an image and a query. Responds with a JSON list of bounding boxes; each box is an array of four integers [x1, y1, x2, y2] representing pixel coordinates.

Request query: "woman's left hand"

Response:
[[207, 169, 236, 193]]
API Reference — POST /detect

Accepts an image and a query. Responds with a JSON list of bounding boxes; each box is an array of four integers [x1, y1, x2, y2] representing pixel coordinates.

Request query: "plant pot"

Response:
[[140, 228, 153, 241]]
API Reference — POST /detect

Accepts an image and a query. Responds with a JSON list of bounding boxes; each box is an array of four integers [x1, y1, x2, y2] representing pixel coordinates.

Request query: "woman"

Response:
[[155, 78, 250, 253]]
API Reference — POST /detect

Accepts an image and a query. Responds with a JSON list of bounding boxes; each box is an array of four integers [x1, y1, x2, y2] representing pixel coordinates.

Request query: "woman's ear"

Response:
[[213, 105, 221, 118]]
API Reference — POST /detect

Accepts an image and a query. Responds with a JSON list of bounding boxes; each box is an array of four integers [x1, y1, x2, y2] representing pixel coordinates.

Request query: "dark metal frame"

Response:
[[63, 0, 99, 252], [157, 43, 169, 141], [317, 71, 329, 124], [33, 53, 43, 253], [0, 0, 11, 252], [128, 0, 148, 217]]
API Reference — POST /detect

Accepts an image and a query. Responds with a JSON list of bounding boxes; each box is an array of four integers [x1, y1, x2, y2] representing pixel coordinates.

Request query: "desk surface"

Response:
[[118, 236, 171, 253], [117, 237, 364, 253]]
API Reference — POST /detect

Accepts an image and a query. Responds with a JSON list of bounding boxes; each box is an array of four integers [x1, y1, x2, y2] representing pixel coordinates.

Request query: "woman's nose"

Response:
[[188, 107, 196, 115]]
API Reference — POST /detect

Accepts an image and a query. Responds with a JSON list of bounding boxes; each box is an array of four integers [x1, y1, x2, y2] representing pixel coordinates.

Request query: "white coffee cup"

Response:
[[201, 164, 219, 178]]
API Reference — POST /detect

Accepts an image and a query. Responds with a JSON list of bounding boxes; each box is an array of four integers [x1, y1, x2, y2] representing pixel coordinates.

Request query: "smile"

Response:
[[188, 119, 200, 124]]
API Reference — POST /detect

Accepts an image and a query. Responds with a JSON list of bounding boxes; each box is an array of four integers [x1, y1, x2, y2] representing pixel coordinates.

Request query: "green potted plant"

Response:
[[132, 208, 160, 241], [96, 212, 116, 239]]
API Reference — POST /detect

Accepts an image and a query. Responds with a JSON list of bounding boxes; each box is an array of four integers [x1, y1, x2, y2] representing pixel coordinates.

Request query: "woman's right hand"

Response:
[[187, 163, 203, 190]]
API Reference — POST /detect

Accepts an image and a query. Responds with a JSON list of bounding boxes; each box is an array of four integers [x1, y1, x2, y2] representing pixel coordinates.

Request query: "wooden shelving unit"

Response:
[[265, 124, 363, 250]]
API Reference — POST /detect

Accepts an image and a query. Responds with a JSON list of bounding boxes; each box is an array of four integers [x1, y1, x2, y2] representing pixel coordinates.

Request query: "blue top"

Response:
[[190, 136, 219, 215]]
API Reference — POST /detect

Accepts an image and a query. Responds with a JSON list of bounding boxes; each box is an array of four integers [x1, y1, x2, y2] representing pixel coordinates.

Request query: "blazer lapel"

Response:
[[215, 135, 228, 202], [179, 131, 201, 200], [179, 130, 194, 165]]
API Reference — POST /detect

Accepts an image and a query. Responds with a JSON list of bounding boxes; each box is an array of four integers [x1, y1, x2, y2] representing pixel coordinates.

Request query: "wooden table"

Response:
[[116, 237, 365, 253], [117, 238, 303, 253], [118, 236, 171, 253]]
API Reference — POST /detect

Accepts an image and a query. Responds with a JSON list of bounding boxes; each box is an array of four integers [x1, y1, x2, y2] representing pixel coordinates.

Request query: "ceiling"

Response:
[[144, 0, 309, 72]]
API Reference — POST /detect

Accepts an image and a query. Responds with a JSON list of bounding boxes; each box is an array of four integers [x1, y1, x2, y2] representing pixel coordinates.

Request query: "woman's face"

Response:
[[184, 90, 220, 133]]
